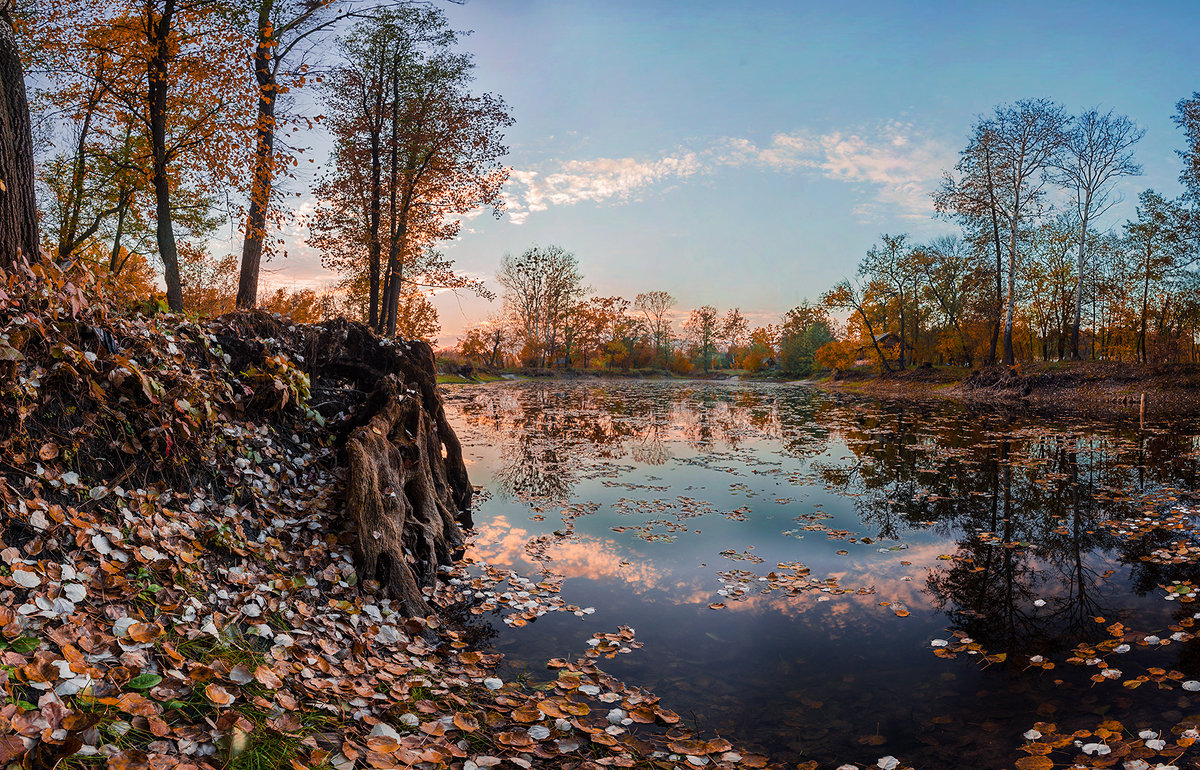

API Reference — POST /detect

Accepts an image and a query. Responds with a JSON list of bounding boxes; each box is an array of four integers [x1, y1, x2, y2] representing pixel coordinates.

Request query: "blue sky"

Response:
[[275, 0, 1200, 341]]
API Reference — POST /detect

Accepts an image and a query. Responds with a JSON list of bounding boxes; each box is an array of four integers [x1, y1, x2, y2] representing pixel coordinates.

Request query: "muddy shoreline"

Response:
[[816, 362, 1200, 418]]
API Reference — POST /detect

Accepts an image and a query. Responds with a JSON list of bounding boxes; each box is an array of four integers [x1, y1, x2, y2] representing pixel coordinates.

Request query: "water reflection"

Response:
[[443, 381, 1200, 768]]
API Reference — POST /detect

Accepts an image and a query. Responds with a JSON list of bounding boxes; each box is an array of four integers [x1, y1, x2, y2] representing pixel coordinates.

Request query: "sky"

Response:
[[264, 0, 1200, 343]]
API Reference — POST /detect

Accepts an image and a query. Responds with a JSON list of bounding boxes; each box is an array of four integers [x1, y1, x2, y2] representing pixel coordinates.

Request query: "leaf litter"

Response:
[[0, 266, 783, 770]]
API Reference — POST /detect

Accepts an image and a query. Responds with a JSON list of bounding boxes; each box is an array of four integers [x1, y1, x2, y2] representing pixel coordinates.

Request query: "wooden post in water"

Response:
[[1140, 392, 1145, 428]]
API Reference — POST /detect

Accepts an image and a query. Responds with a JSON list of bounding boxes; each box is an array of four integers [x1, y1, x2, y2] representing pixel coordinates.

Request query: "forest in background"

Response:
[[14, 2, 1200, 379], [451, 99, 1200, 378]]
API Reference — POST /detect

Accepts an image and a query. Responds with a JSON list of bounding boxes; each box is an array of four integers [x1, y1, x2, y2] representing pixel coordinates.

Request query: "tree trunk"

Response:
[[0, 6, 40, 265], [1139, 247, 1151, 364], [365, 65, 385, 329], [236, 17, 278, 310], [147, 0, 184, 312], [1070, 205, 1090, 360], [984, 146, 1003, 366], [1003, 211, 1018, 366]]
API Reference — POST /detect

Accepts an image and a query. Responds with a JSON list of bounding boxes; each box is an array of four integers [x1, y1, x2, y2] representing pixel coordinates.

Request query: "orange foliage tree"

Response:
[[24, 0, 256, 311], [309, 6, 507, 336]]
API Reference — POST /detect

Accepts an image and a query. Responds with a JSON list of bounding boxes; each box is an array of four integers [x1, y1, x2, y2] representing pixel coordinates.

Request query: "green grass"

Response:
[[436, 373, 475, 384]]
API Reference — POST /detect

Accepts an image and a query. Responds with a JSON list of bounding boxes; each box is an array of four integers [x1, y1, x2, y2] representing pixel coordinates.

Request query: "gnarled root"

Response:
[[344, 376, 467, 618]]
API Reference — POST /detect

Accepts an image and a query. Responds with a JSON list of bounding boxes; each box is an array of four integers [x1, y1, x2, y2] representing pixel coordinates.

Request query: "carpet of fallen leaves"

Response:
[[0, 262, 790, 770]]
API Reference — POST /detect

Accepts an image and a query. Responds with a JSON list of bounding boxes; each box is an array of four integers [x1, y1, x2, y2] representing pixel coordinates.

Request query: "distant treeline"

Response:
[[453, 96, 1200, 374]]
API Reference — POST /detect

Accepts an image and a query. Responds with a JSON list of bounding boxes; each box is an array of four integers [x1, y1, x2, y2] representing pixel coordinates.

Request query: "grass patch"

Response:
[[436, 373, 475, 384], [228, 731, 309, 770]]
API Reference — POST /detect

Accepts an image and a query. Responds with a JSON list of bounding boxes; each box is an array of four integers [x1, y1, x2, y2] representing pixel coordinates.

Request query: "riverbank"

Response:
[[818, 361, 1200, 417], [439, 360, 1200, 418], [0, 269, 775, 770], [436, 366, 757, 385]]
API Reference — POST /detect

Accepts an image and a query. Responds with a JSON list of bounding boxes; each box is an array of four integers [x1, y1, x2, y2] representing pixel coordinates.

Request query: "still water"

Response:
[[441, 380, 1200, 768]]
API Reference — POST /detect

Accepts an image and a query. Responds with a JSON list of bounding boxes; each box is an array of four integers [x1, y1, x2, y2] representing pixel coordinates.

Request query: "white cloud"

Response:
[[502, 122, 953, 224], [504, 153, 703, 223]]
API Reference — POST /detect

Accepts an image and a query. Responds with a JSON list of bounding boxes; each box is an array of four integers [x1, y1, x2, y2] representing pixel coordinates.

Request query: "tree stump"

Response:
[[216, 312, 473, 618]]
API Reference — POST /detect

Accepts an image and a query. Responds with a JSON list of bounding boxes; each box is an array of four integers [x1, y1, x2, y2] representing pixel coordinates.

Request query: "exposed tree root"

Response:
[[214, 312, 473, 617]]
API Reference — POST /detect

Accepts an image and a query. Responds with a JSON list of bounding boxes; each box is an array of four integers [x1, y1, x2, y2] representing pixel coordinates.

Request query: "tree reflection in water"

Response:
[[442, 381, 1200, 768]]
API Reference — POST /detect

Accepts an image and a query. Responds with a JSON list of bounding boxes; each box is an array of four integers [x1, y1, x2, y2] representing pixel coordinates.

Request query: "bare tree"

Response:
[[684, 305, 720, 372], [934, 124, 1009, 364], [496, 245, 586, 368], [987, 99, 1068, 365], [634, 290, 675, 367], [859, 233, 917, 369], [1054, 108, 1143, 359]]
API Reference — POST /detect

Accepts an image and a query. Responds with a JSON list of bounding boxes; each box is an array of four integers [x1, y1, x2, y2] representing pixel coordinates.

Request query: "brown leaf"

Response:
[[254, 665, 283, 689], [365, 736, 399, 754], [148, 715, 171, 738], [667, 739, 710, 755], [108, 749, 151, 770], [453, 713, 479, 732], [205, 683, 235, 706], [1014, 757, 1054, 770], [419, 721, 446, 737], [116, 693, 162, 717], [511, 705, 541, 723], [0, 736, 24, 765]]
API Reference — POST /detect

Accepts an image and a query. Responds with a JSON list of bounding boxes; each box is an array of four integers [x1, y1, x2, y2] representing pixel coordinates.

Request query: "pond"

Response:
[[440, 380, 1200, 769]]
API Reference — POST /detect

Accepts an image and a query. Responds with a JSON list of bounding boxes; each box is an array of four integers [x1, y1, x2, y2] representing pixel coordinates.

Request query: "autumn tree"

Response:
[[496, 245, 586, 368], [259, 286, 337, 322], [143, 0, 255, 311], [987, 99, 1068, 365], [684, 305, 720, 372], [913, 236, 985, 366], [236, 0, 364, 309], [26, 0, 255, 311], [859, 233, 919, 370], [1124, 190, 1189, 363], [634, 290, 675, 367], [778, 301, 833, 376], [823, 278, 891, 373], [458, 317, 509, 369], [1053, 108, 1143, 359], [721, 307, 748, 367], [1023, 214, 1081, 360], [742, 325, 778, 371], [312, 7, 508, 334]]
